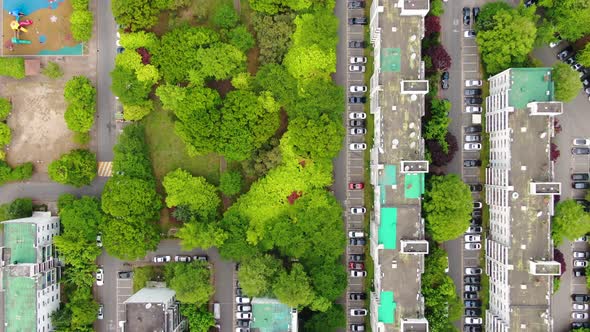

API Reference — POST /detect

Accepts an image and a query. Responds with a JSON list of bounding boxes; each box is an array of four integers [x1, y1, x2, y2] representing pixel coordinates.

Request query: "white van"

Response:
[[213, 303, 221, 320]]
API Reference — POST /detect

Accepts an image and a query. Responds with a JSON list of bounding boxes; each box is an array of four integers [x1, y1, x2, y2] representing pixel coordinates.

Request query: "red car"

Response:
[[349, 183, 364, 190], [349, 262, 365, 270]]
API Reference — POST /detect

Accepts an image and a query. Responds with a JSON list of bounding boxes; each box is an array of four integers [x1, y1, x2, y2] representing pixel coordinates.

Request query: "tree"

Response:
[[163, 168, 220, 220], [123, 100, 153, 121], [291, 9, 338, 52], [119, 31, 159, 51], [424, 174, 473, 242], [228, 25, 256, 53], [254, 64, 298, 109], [238, 254, 283, 297], [552, 199, 590, 245], [284, 44, 336, 81], [48, 149, 97, 187], [0, 123, 11, 146], [219, 170, 243, 196], [166, 261, 214, 305], [67, 287, 99, 329], [0, 57, 25, 79], [303, 304, 346, 332], [425, 15, 441, 36], [250, 0, 312, 14], [70, 10, 94, 42], [42, 61, 63, 79], [102, 176, 161, 219], [579, 44, 590, 67], [0, 161, 33, 185], [544, 0, 590, 41], [72, 0, 90, 11], [112, 124, 154, 181], [196, 43, 246, 81], [101, 216, 160, 260], [112, 0, 161, 31], [64, 76, 96, 133], [285, 114, 345, 161], [213, 3, 239, 29], [110, 65, 152, 105], [176, 221, 228, 250], [273, 263, 315, 309], [475, 2, 511, 32], [309, 261, 347, 301], [426, 133, 458, 167], [7, 198, 32, 219], [428, 45, 452, 70], [252, 12, 296, 64], [218, 208, 262, 261], [429, 0, 444, 16], [0, 97, 11, 121], [180, 305, 216, 332], [289, 79, 344, 121], [553, 62, 583, 102]]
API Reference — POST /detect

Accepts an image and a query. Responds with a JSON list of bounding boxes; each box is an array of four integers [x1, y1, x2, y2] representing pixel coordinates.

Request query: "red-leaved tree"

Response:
[[428, 45, 452, 70], [550, 143, 560, 161], [425, 16, 441, 37]]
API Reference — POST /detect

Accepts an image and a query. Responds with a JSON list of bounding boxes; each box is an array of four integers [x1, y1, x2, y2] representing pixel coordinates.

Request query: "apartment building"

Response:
[[123, 287, 186, 332]]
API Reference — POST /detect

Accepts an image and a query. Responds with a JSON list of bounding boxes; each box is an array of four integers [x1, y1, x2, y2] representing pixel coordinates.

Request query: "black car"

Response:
[[349, 96, 367, 104], [464, 300, 482, 308], [572, 147, 590, 155], [349, 119, 366, 127], [465, 308, 482, 316], [236, 287, 244, 296], [572, 322, 590, 329], [572, 294, 590, 302], [118, 271, 133, 278], [349, 293, 367, 300], [464, 326, 482, 332], [465, 125, 482, 133], [463, 7, 471, 26], [574, 268, 587, 277], [116, 47, 125, 54], [464, 276, 481, 284], [465, 97, 483, 105], [572, 173, 590, 181], [557, 46, 574, 61], [471, 217, 482, 226], [566, 56, 577, 66], [464, 292, 478, 299], [349, 254, 365, 261], [465, 135, 481, 143], [472, 210, 482, 218], [441, 71, 450, 90], [237, 320, 251, 328], [524, 0, 538, 6], [348, 1, 365, 9], [470, 184, 483, 192], [464, 159, 482, 167], [465, 89, 482, 96], [573, 182, 590, 189], [472, 7, 480, 21], [349, 40, 366, 48], [349, 238, 366, 246], [348, 17, 368, 25]]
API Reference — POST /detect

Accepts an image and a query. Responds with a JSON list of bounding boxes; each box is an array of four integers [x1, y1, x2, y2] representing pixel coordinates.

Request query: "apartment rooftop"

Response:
[[250, 298, 295, 332], [508, 68, 555, 109], [3, 223, 37, 264], [402, 0, 430, 11], [4, 276, 36, 332]]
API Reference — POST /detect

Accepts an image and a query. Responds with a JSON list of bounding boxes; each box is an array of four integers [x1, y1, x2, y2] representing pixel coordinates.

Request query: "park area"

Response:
[[2, 0, 83, 55]]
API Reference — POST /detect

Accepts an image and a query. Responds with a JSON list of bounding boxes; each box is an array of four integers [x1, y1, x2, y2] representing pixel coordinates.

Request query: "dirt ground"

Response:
[[0, 54, 97, 181]]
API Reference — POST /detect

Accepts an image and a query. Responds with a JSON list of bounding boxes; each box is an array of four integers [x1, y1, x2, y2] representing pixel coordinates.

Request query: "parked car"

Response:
[[350, 85, 368, 93], [350, 254, 365, 262], [349, 40, 366, 48], [349, 262, 365, 270], [237, 305, 252, 312], [464, 30, 476, 38], [574, 138, 590, 146], [465, 267, 483, 275], [441, 71, 450, 90], [349, 96, 367, 104], [237, 320, 251, 328], [464, 88, 482, 96], [575, 270, 587, 278], [350, 127, 367, 135], [465, 234, 481, 242], [465, 97, 483, 105], [465, 243, 482, 250], [96, 268, 104, 286], [473, 201, 483, 209], [576, 236, 588, 242], [349, 65, 366, 72], [465, 125, 482, 133], [349, 112, 367, 119], [153, 255, 171, 263], [469, 184, 483, 192], [96, 233, 103, 247], [465, 106, 482, 113], [464, 159, 482, 167], [572, 294, 590, 302], [472, 210, 482, 218], [350, 270, 367, 277], [174, 255, 191, 262], [98, 304, 104, 320], [236, 288, 243, 297], [464, 143, 482, 151], [350, 324, 365, 332], [465, 308, 482, 316], [350, 309, 368, 316], [472, 7, 480, 20], [193, 255, 208, 262], [350, 56, 368, 64], [348, 17, 368, 25], [349, 293, 367, 300], [465, 135, 481, 143], [350, 207, 367, 214], [572, 312, 589, 320], [465, 284, 482, 292], [349, 231, 365, 238], [464, 300, 482, 308], [574, 260, 588, 268], [465, 80, 482, 87], [348, 1, 365, 8], [471, 217, 482, 226], [349, 238, 366, 245], [464, 292, 478, 300], [572, 322, 590, 329], [576, 199, 590, 212], [464, 325, 483, 332], [464, 276, 481, 283], [574, 252, 590, 259], [573, 303, 589, 311], [349, 182, 365, 190], [467, 226, 483, 234], [118, 271, 133, 279], [349, 119, 366, 127], [572, 173, 590, 181], [116, 47, 125, 54], [573, 147, 590, 155], [557, 46, 574, 61], [462, 7, 471, 25], [350, 143, 367, 151], [465, 317, 483, 325], [236, 297, 251, 304], [573, 182, 590, 189], [236, 312, 252, 319], [549, 39, 562, 48]]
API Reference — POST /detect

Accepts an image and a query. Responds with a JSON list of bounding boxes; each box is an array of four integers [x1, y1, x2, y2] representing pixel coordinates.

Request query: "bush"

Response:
[[0, 57, 25, 79], [428, 45, 452, 70], [42, 61, 64, 79], [426, 133, 458, 167], [0, 123, 11, 146], [123, 101, 153, 121], [48, 149, 97, 187], [213, 4, 239, 29], [64, 76, 96, 133], [425, 16, 441, 36], [229, 25, 256, 53], [430, 0, 444, 16], [0, 97, 12, 121], [8, 198, 33, 219], [553, 62, 583, 102], [73, 132, 91, 145], [70, 10, 94, 42], [71, 0, 89, 10], [219, 171, 243, 196], [0, 161, 33, 185]]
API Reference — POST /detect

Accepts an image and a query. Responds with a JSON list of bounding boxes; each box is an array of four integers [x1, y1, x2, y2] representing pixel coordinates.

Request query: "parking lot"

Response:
[[115, 273, 133, 325]]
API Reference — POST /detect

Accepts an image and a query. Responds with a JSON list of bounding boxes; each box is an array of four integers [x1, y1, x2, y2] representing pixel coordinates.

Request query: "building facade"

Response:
[[485, 68, 562, 331], [368, 0, 429, 331], [0, 211, 61, 332]]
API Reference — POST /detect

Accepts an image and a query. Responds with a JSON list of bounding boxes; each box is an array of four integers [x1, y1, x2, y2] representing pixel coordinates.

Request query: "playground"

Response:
[[2, 0, 83, 55]]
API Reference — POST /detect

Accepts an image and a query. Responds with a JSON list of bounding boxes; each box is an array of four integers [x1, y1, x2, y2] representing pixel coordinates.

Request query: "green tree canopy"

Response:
[[67, 287, 99, 329], [272, 263, 315, 309], [163, 168, 220, 220], [285, 114, 344, 161], [176, 220, 227, 250], [309, 261, 347, 301], [7, 198, 32, 219], [110, 65, 152, 105], [112, 0, 162, 31], [102, 176, 161, 219], [0, 123, 11, 146], [424, 98, 452, 150], [112, 123, 154, 181], [250, 0, 312, 14], [48, 149, 97, 187], [101, 216, 160, 260], [544, 0, 590, 41], [424, 174, 473, 242], [218, 208, 262, 261], [254, 64, 298, 108], [219, 170, 243, 196], [64, 76, 96, 133], [0, 97, 11, 121], [578, 44, 590, 67], [238, 254, 283, 297], [284, 44, 336, 81], [42, 61, 63, 79], [212, 3, 239, 29], [180, 305, 216, 332], [0, 57, 25, 79], [303, 304, 346, 332], [289, 79, 344, 121], [195, 43, 246, 81], [70, 10, 94, 42], [251, 12, 296, 64], [553, 62, 583, 102], [552, 199, 590, 245], [228, 25, 256, 53], [119, 31, 159, 51], [166, 261, 214, 306], [291, 9, 338, 52]]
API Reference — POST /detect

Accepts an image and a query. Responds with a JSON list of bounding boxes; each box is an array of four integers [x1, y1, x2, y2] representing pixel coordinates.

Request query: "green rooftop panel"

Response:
[[378, 291, 396, 324], [381, 48, 401, 73], [379, 208, 397, 250], [4, 276, 36, 332], [4, 223, 37, 264], [508, 68, 555, 109], [250, 299, 292, 332], [404, 173, 425, 199]]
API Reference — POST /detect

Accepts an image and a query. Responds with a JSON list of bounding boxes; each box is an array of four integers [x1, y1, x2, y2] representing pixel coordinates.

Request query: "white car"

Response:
[[350, 56, 368, 64], [350, 207, 367, 215], [467, 226, 483, 233], [236, 297, 251, 304], [116, 39, 121, 47], [465, 243, 482, 250], [465, 267, 483, 275], [350, 127, 367, 135], [350, 85, 368, 93], [574, 251, 589, 259], [574, 260, 588, 268], [237, 305, 252, 312], [464, 284, 481, 292], [549, 40, 562, 48], [464, 234, 481, 242], [464, 143, 482, 151], [98, 304, 104, 320], [96, 268, 104, 286], [349, 65, 366, 72], [575, 236, 588, 242], [350, 309, 368, 316], [473, 201, 483, 209], [350, 143, 367, 151], [465, 106, 482, 113], [573, 303, 589, 311], [572, 312, 589, 320], [349, 112, 367, 119], [174, 255, 191, 262], [350, 270, 367, 277], [349, 231, 365, 238], [465, 317, 482, 325], [464, 30, 476, 38], [573, 138, 590, 146], [96, 233, 103, 247], [236, 312, 252, 319], [153, 255, 171, 263], [465, 80, 483, 87]]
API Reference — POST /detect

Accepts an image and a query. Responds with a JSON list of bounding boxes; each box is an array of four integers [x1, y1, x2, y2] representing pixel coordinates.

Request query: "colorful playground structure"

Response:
[[9, 9, 33, 45]]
